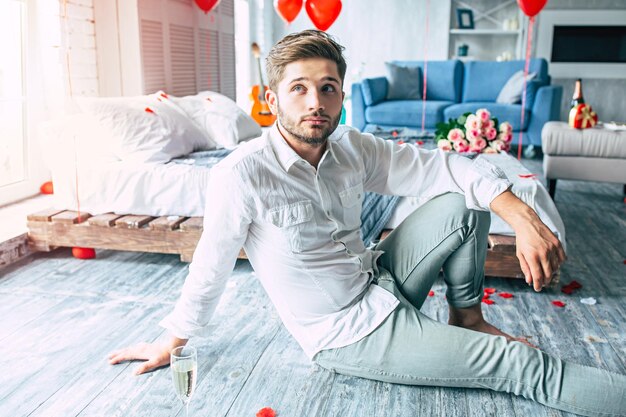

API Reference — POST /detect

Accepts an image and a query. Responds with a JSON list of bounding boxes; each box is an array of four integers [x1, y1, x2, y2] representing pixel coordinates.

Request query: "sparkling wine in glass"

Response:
[[171, 345, 197, 417]]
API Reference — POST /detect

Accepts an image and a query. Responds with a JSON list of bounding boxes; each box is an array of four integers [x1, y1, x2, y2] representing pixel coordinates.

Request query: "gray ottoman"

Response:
[[541, 121, 626, 197]]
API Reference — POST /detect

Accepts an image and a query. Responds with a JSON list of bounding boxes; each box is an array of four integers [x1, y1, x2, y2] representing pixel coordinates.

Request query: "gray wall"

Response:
[[544, 0, 626, 122]]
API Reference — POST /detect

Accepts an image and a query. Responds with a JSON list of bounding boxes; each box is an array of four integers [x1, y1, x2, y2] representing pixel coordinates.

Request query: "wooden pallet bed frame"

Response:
[[27, 209, 529, 279]]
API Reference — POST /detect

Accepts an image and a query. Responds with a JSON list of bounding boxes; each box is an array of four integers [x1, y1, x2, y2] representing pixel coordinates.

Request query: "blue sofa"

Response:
[[351, 59, 563, 150]]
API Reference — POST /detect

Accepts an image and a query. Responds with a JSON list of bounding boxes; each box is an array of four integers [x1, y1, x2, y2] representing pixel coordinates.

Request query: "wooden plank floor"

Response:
[[0, 158, 624, 417]]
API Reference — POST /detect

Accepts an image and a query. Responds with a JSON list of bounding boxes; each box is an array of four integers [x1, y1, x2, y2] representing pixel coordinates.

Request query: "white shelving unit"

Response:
[[449, 0, 526, 61]]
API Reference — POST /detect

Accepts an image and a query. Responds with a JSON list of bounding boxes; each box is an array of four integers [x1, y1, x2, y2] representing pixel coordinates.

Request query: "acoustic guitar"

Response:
[[250, 42, 276, 127]]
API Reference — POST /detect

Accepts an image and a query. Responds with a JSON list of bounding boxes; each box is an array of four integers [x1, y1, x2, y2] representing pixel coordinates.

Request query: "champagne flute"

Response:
[[171, 345, 197, 417]]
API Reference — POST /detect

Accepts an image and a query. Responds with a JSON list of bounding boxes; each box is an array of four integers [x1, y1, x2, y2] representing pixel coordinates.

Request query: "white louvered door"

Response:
[[137, 0, 235, 99]]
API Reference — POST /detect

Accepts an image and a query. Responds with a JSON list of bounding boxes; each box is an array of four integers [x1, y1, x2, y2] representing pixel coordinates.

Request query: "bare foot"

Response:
[[451, 319, 537, 348], [448, 304, 537, 348]]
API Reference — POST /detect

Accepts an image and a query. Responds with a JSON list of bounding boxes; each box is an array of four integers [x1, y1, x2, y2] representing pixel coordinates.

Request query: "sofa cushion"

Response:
[[365, 100, 453, 128], [361, 77, 388, 106], [391, 60, 463, 102], [463, 59, 548, 102], [496, 71, 537, 104], [444, 102, 531, 131], [385, 63, 422, 100]]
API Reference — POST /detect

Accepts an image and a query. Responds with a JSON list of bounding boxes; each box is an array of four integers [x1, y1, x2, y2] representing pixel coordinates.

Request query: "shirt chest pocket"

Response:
[[339, 184, 364, 229], [268, 201, 315, 253]]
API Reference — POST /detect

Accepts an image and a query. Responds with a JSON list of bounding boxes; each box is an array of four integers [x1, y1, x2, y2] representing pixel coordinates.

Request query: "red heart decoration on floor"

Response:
[[305, 0, 342, 31], [275, 0, 303, 23], [72, 247, 96, 259], [40, 181, 54, 194]]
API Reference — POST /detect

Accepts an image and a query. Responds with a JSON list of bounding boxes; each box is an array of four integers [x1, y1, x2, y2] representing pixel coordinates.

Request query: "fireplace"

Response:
[[536, 10, 626, 78]]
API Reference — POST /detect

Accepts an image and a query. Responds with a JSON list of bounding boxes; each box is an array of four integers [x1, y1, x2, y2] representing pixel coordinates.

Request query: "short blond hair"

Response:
[[266, 29, 346, 91]]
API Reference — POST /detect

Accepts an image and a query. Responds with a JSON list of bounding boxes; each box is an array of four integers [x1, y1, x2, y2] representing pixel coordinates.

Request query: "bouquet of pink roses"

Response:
[[435, 109, 513, 154]]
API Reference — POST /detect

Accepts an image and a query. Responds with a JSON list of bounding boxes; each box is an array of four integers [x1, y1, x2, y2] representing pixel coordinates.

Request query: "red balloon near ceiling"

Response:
[[275, 0, 303, 24], [305, 0, 342, 31], [195, 0, 221, 14], [516, 0, 547, 17]]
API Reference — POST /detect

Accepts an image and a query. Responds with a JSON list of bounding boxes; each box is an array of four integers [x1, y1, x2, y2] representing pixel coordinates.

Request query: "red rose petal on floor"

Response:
[[392, 130, 398, 137], [568, 280, 582, 289], [428, 290, 435, 297], [561, 287, 574, 295], [623, 259, 626, 264], [552, 300, 566, 307], [482, 298, 495, 305], [397, 140, 405, 145], [256, 407, 276, 417], [498, 292, 514, 298], [145, 107, 154, 113], [417, 140, 424, 146], [484, 287, 496, 294]]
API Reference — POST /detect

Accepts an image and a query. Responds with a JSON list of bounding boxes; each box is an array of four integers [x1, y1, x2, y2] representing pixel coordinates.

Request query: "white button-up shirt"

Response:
[[160, 125, 512, 359]]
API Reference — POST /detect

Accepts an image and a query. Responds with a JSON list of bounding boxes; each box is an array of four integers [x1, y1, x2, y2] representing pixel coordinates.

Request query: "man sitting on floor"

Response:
[[109, 30, 626, 416]]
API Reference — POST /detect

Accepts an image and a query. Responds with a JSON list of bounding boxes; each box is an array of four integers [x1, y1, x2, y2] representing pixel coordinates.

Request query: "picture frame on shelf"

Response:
[[456, 8, 474, 29]]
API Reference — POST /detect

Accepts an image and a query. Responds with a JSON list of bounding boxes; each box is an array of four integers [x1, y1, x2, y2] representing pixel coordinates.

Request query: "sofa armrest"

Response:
[[526, 85, 563, 147], [351, 82, 366, 131]]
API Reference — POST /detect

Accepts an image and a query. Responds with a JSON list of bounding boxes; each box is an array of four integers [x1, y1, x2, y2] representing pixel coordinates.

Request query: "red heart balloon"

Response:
[[275, 0, 303, 24], [72, 247, 96, 259], [516, 0, 547, 17], [195, 0, 221, 14], [305, 0, 342, 31]]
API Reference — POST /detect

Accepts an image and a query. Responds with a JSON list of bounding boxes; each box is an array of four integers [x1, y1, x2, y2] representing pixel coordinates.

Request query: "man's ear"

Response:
[[266, 89, 278, 115]]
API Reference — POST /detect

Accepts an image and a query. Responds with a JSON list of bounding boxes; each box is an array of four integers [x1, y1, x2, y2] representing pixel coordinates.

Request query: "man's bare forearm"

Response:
[[489, 190, 566, 291]]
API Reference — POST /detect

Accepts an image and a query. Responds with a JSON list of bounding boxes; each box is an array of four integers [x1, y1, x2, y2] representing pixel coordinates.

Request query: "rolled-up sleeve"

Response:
[[159, 163, 253, 339]]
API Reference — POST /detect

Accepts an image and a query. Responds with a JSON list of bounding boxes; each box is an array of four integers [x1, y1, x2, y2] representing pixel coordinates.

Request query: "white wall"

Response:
[[270, 0, 451, 88]]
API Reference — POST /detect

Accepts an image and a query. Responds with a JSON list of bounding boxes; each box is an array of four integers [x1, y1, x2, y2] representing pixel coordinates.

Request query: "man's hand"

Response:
[[490, 190, 566, 291], [108, 336, 188, 375]]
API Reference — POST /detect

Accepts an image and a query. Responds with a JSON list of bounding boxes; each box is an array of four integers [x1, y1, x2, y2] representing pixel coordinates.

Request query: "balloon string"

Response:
[[421, 0, 430, 134], [207, 16, 212, 89], [517, 15, 534, 161], [62, 0, 81, 223]]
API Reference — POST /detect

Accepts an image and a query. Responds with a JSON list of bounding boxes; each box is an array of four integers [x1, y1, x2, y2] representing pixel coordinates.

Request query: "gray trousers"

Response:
[[313, 193, 626, 417]]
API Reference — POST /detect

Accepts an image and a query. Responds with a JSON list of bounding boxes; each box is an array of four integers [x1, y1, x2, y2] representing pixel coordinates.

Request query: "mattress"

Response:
[[50, 148, 566, 250], [50, 149, 231, 218]]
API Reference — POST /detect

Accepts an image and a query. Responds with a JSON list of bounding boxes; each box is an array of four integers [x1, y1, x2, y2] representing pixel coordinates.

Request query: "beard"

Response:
[[276, 100, 341, 146]]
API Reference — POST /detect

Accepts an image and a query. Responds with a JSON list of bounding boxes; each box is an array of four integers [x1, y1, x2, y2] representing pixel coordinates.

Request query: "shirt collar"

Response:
[[269, 122, 341, 172]]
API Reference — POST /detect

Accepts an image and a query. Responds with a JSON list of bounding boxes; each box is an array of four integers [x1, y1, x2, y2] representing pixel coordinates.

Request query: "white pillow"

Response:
[[76, 93, 215, 163], [172, 91, 262, 149], [41, 114, 120, 165], [496, 71, 537, 104]]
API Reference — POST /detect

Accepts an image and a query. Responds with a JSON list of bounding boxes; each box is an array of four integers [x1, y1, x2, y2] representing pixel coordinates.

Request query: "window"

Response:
[[0, 0, 28, 205]]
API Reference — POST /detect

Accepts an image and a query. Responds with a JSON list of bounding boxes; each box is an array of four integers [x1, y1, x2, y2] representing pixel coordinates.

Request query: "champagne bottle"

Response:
[[571, 79, 585, 108]]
